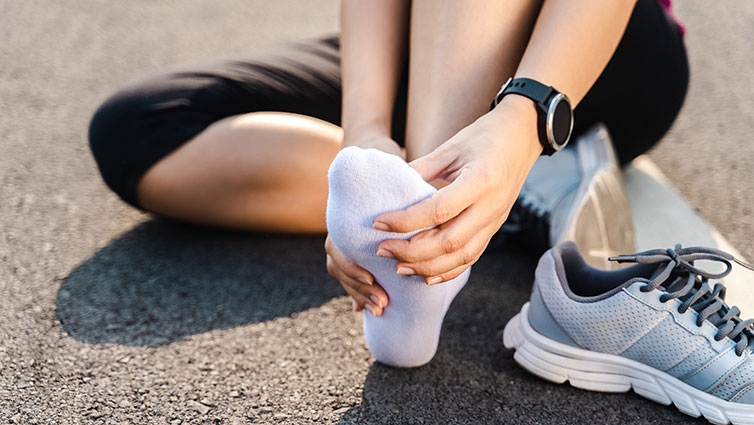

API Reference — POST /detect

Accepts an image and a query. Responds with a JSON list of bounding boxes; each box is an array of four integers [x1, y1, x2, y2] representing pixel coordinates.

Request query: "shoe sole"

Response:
[[557, 124, 635, 269], [503, 303, 754, 425]]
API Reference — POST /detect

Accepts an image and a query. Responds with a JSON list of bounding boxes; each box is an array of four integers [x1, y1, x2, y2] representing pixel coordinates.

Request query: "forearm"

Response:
[[513, 0, 637, 106], [483, 0, 636, 156], [340, 0, 409, 139]]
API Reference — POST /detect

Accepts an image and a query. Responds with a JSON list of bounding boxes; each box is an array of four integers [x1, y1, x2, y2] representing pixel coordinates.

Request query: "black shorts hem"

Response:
[[88, 88, 214, 208]]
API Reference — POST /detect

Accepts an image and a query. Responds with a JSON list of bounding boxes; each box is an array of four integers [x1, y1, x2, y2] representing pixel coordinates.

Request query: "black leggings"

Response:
[[89, 0, 688, 208]]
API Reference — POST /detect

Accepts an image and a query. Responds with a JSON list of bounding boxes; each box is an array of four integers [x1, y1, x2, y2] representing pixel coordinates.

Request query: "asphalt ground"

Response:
[[1, 1, 753, 424]]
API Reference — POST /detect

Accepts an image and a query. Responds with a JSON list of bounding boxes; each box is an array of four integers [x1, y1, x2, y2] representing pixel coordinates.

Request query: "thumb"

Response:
[[408, 147, 452, 182]]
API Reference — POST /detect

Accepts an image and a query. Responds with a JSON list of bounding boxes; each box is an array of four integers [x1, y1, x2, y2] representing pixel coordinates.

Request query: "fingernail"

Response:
[[370, 295, 382, 309], [396, 267, 416, 276], [427, 276, 443, 285], [373, 221, 391, 231], [352, 299, 358, 311], [365, 303, 378, 316], [376, 248, 395, 259], [358, 277, 373, 286]]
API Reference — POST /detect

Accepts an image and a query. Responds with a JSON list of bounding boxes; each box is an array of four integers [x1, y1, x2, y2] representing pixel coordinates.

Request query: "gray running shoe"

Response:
[[504, 242, 754, 424], [500, 123, 635, 269]]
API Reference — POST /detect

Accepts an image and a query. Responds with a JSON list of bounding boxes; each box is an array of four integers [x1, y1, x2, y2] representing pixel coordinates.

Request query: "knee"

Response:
[[87, 85, 160, 206], [88, 88, 140, 167]]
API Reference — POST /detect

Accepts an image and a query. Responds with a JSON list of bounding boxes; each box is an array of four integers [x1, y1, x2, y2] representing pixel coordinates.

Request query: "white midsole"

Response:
[[503, 303, 754, 425]]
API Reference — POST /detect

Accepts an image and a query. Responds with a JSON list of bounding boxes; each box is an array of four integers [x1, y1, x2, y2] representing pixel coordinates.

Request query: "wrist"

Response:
[[486, 95, 543, 158]]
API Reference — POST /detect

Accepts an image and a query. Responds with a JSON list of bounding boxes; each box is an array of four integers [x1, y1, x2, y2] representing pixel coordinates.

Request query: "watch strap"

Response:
[[490, 77, 558, 155], [502, 78, 553, 108], [493, 78, 554, 111]]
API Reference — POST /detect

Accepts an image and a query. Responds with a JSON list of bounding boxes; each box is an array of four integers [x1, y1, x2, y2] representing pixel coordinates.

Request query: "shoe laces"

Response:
[[610, 245, 754, 357]]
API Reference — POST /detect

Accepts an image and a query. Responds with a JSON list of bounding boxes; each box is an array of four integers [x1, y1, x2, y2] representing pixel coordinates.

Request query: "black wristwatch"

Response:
[[490, 77, 573, 155]]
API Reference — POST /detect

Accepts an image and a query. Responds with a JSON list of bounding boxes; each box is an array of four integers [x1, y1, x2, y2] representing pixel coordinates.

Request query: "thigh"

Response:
[[137, 112, 343, 232], [89, 35, 348, 208], [573, 0, 689, 164]]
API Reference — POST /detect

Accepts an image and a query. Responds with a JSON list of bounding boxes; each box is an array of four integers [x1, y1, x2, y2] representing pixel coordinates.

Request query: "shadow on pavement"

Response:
[[335, 247, 538, 424], [335, 248, 707, 425], [56, 221, 710, 423], [56, 219, 343, 346]]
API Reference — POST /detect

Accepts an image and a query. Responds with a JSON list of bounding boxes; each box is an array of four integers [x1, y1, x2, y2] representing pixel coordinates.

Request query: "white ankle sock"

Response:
[[326, 146, 470, 367]]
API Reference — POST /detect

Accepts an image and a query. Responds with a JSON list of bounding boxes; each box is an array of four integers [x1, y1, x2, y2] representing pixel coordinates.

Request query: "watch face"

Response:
[[547, 94, 573, 150]]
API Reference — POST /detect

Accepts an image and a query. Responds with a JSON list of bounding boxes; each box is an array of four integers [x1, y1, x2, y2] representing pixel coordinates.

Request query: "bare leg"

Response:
[[136, 112, 342, 233], [137, 0, 542, 232], [405, 0, 543, 159]]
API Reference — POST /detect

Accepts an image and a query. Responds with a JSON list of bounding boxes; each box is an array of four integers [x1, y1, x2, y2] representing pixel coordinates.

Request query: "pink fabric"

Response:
[[659, 0, 685, 35]]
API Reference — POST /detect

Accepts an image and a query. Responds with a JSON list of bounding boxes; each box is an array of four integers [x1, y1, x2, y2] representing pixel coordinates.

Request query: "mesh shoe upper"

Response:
[[529, 241, 754, 404]]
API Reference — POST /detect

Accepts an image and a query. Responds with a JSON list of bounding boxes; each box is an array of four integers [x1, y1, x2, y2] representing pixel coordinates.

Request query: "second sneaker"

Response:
[[504, 242, 754, 424], [499, 123, 635, 269]]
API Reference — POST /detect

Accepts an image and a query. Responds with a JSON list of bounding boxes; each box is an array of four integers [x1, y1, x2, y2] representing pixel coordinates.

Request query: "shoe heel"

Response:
[[564, 124, 636, 269], [504, 304, 632, 393]]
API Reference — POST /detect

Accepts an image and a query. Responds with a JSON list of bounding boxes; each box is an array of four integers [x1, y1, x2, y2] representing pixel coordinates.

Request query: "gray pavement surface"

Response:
[[1, 1, 753, 424]]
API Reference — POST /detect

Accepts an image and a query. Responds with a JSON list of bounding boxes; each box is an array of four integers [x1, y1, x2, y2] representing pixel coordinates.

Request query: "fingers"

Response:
[[373, 169, 486, 233], [325, 237, 388, 316], [327, 254, 387, 316], [425, 263, 472, 286], [393, 227, 494, 284], [377, 203, 496, 263], [407, 147, 450, 182], [325, 236, 374, 285]]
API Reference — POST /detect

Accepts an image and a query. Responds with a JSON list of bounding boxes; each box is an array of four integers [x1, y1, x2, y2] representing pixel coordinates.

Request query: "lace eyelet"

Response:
[[696, 319, 704, 328], [714, 333, 724, 342], [659, 295, 669, 303], [640, 285, 652, 293]]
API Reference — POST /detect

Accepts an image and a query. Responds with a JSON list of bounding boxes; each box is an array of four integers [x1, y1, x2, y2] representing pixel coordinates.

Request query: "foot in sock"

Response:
[[326, 146, 470, 368]]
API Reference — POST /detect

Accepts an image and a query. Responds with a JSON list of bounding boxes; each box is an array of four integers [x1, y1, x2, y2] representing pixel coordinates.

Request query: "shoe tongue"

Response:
[[670, 274, 754, 350], [548, 190, 579, 242], [659, 268, 729, 324], [521, 148, 580, 211], [651, 258, 754, 351]]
